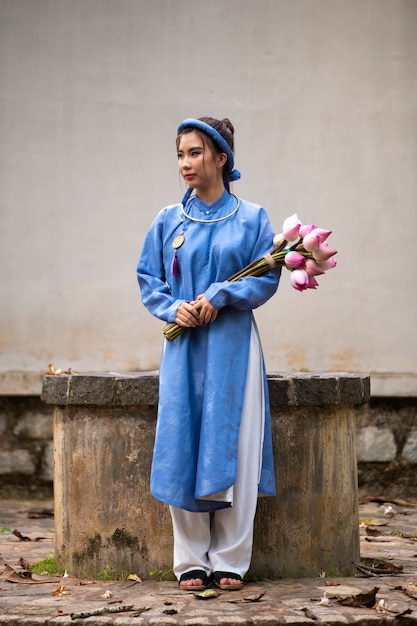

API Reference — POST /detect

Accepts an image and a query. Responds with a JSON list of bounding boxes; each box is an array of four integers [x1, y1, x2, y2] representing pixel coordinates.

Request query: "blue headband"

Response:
[[177, 118, 241, 205]]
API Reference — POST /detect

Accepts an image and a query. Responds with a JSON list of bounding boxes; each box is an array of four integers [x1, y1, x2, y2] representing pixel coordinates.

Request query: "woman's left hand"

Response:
[[192, 294, 218, 325]]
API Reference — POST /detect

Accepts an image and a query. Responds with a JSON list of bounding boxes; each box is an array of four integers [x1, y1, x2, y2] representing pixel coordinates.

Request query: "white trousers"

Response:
[[170, 324, 265, 579]]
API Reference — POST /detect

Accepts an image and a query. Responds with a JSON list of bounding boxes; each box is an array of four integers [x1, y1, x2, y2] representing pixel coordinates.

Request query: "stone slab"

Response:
[[41, 371, 370, 407]]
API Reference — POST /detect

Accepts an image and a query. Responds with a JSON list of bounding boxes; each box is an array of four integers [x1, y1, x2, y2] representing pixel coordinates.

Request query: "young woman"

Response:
[[137, 116, 281, 591]]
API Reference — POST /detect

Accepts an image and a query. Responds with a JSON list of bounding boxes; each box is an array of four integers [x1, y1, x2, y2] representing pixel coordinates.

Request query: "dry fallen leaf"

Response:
[[365, 526, 386, 537], [127, 573, 142, 582], [337, 586, 379, 608], [359, 518, 387, 527], [45, 363, 62, 375], [1, 564, 56, 584], [12, 529, 47, 542], [27, 508, 54, 519], [77, 580, 97, 586], [242, 592, 265, 603], [12, 529, 31, 542], [226, 592, 265, 603], [44, 363, 73, 375], [194, 589, 220, 599], [100, 590, 112, 599], [52, 584, 70, 596], [399, 581, 417, 600], [353, 560, 403, 577], [375, 598, 386, 612], [374, 598, 413, 616]]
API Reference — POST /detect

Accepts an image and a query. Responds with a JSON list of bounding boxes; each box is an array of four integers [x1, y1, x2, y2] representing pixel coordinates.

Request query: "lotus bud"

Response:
[[313, 242, 338, 262], [282, 213, 301, 241], [307, 275, 319, 289], [313, 227, 332, 243], [299, 223, 315, 238], [273, 233, 284, 246], [317, 256, 337, 271], [285, 251, 306, 269], [305, 259, 325, 276], [302, 231, 320, 252], [290, 269, 309, 291]]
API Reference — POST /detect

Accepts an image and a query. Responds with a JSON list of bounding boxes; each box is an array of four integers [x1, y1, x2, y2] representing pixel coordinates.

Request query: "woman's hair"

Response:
[[176, 117, 235, 189], [198, 117, 235, 153]]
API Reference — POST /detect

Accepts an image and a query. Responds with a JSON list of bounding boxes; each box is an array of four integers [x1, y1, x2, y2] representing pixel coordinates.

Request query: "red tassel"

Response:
[[172, 252, 180, 276]]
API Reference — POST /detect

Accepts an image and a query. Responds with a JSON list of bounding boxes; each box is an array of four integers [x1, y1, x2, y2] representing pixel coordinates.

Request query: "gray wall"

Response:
[[1, 0, 416, 397]]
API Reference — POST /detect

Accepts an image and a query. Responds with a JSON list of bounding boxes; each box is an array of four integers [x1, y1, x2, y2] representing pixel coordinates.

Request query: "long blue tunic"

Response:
[[137, 191, 281, 512]]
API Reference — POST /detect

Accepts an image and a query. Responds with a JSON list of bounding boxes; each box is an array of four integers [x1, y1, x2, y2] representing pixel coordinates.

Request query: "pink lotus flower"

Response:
[[313, 242, 338, 262], [299, 223, 315, 238], [317, 256, 337, 271], [290, 269, 309, 291], [279, 214, 337, 293], [302, 231, 320, 252], [285, 251, 306, 269], [282, 213, 302, 241], [307, 275, 319, 289], [273, 233, 284, 246], [313, 228, 332, 243], [302, 227, 332, 252], [305, 259, 325, 276]]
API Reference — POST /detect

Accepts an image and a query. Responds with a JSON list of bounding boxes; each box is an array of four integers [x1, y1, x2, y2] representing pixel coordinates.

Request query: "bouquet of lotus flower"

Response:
[[163, 213, 337, 342]]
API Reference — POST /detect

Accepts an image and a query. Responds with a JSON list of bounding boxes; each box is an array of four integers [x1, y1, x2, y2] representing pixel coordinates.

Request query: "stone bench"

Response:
[[42, 371, 370, 579]]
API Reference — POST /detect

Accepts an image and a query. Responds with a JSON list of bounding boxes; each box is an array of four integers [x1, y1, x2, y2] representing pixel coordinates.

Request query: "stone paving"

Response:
[[1, 497, 417, 625]]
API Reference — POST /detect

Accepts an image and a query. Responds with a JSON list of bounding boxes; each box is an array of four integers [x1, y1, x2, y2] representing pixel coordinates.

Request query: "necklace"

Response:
[[181, 195, 240, 223], [171, 195, 240, 277]]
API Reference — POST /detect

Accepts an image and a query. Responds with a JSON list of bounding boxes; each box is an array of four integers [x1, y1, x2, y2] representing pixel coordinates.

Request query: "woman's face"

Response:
[[177, 131, 226, 195]]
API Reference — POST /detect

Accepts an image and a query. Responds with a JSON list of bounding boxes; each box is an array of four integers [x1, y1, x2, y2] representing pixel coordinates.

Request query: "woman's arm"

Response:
[[137, 211, 184, 323]]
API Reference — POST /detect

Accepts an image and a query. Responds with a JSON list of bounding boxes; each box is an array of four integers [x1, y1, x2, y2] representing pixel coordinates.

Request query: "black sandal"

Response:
[[179, 569, 209, 591], [213, 571, 243, 591]]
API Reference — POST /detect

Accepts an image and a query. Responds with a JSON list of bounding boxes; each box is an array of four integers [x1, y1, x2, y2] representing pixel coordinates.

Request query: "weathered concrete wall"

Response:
[[356, 398, 417, 498], [1, 0, 416, 396], [0, 397, 54, 489]]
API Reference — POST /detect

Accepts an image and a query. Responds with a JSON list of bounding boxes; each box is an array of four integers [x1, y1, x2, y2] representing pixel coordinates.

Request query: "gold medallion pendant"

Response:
[[172, 233, 184, 277], [172, 233, 185, 249]]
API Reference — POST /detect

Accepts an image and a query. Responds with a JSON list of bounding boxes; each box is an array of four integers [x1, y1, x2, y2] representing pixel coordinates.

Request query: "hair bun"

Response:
[[222, 118, 234, 136]]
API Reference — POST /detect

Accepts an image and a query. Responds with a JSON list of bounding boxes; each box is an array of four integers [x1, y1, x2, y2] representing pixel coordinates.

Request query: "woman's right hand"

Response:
[[175, 301, 201, 328]]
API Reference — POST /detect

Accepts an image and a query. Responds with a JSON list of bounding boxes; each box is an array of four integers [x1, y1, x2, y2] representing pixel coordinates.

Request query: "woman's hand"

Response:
[[175, 302, 200, 328], [175, 296, 218, 327], [192, 294, 218, 325], [175, 301, 201, 328]]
